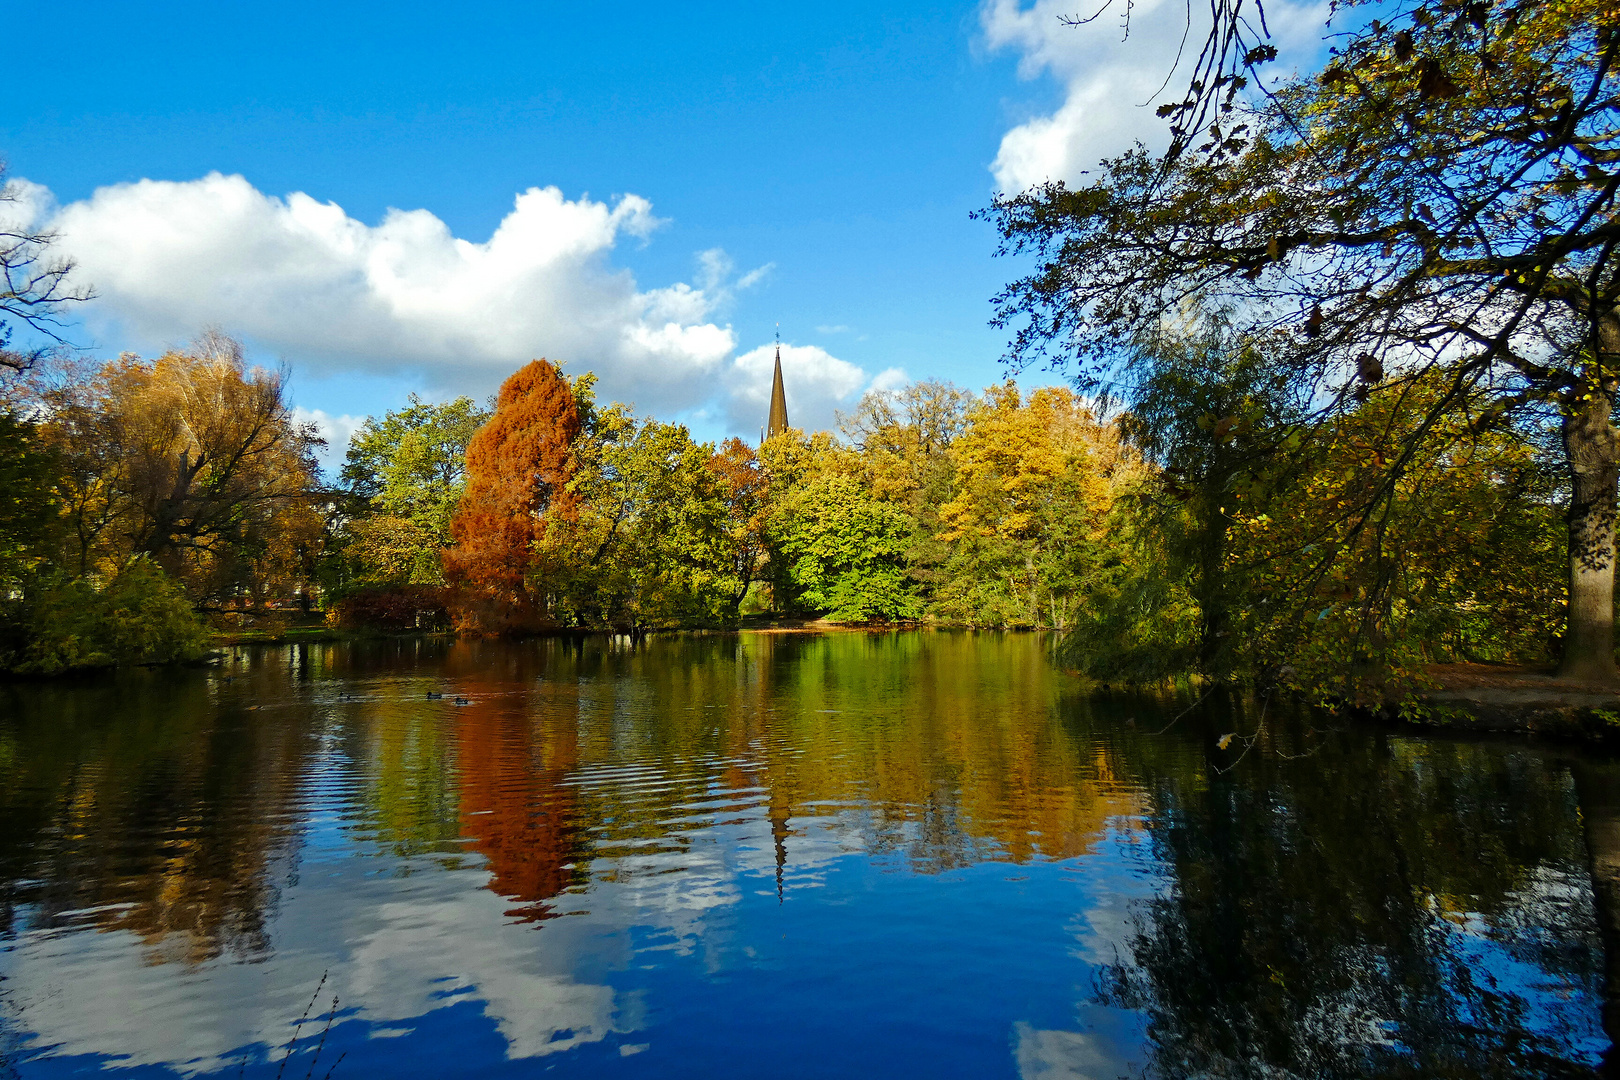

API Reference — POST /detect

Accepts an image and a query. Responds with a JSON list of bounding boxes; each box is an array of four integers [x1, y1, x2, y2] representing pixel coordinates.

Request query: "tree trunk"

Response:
[[1560, 372, 1620, 683], [1573, 762, 1620, 1076]]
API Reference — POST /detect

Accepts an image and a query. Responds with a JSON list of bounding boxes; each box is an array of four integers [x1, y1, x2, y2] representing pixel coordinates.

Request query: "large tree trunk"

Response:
[[1560, 371, 1620, 683], [1573, 761, 1620, 1076]]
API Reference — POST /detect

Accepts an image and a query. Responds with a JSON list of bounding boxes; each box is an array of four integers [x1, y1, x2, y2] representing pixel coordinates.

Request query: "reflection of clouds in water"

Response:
[[1, 795, 885, 1075], [1063, 820, 1157, 968], [1012, 824, 1161, 1080], [1014, 1020, 1140, 1080], [4, 921, 268, 1076], [1, 865, 627, 1074], [573, 793, 872, 963], [345, 892, 623, 1058]]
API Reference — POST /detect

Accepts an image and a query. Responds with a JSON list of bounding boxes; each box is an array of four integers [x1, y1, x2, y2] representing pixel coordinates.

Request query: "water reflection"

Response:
[[1092, 727, 1604, 1077], [0, 632, 1609, 1077]]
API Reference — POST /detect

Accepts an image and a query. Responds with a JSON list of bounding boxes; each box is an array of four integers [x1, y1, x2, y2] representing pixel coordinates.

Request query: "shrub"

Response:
[[330, 585, 449, 631], [1, 560, 210, 675]]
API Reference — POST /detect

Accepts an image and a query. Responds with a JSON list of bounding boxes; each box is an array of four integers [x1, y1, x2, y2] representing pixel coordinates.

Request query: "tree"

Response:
[[0, 162, 92, 372], [985, 1, 1620, 680], [343, 394, 488, 534], [0, 410, 59, 594], [1114, 317, 1306, 672], [37, 334, 321, 604], [340, 394, 488, 585], [1228, 365, 1566, 703], [839, 379, 975, 598], [707, 437, 772, 616], [4, 559, 210, 675], [934, 384, 1135, 628], [535, 409, 731, 630], [768, 451, 921, 622], [839, 379, 975, 507], [444, 359, 581, 626]]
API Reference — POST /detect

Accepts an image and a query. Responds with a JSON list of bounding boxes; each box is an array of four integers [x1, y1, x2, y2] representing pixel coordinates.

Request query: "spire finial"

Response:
[[766, 323, 789, 441]]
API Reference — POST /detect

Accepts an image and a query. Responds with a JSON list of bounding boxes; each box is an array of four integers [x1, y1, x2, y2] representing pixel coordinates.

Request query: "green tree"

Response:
[[1112, 318, 1305, 674], [839, 380, 974, 600], [985, 0, 1620, 680], [342, 394, 488, 548], [538, 409, 733, 629], [0, 411, 58, 595], [770, 467, 921, 622], [338, 394, 487, 588], [2, 559, 209, 675]]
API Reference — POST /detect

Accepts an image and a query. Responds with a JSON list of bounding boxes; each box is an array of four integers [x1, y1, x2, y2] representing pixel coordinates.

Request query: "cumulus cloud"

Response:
[[868, 367, 910, 394], [981, 0, 1329, 192], [1, 174, 54, 231], [726, 342, 871, 435], [293, 407, 366, 473], [39, 172, 865, 430]]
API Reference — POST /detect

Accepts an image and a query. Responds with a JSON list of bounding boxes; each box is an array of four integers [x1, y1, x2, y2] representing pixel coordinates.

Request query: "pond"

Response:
[[0, 631, 1612, 1078]]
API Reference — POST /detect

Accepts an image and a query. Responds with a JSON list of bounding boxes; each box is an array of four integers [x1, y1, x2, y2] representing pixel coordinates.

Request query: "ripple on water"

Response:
[[0, 632, 1610, 1078]]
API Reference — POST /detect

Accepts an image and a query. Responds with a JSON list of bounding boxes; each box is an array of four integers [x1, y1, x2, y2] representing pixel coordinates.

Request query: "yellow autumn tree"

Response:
[[934, 384, 1138, 627], [39, 335, 321, 605]]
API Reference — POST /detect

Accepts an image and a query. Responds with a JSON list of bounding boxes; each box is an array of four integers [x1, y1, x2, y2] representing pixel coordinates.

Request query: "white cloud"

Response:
[[693, 247, 773, 300], [1014, 1020, 1142, 1079], [39, 173, 798, 424], [292, 407, 365, 473], [868, 367, 910, 394], [981, 0, 1329, 192], [1, 175, 54, 231], [725, 341, 871, 435]]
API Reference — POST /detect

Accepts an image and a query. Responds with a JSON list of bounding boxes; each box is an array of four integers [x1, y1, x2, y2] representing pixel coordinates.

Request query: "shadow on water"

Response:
[[0, 631, 1613, 1077]]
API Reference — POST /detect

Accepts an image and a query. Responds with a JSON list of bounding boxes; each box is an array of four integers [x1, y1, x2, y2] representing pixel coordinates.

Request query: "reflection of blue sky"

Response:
[[2, 643, 1608, 1079], [1428, 866, 1608, 1062], [5, 770, 1602, 1077], [1, 777, 1159, 1078]]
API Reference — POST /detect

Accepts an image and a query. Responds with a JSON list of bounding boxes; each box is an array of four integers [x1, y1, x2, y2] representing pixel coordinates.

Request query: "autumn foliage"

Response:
[[443, 359, 581, 630]]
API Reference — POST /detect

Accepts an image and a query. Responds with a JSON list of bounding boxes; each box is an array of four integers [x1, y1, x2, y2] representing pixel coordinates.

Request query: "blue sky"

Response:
[[5, 0, 1329, 457]]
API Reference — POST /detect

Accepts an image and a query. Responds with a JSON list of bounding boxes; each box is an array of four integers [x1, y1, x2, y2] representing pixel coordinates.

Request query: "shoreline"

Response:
[[1394, 663, 1620, 743]]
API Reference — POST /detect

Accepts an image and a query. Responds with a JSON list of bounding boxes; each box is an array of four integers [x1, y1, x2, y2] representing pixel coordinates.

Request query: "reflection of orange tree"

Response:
[[453, 686, 586, 922]]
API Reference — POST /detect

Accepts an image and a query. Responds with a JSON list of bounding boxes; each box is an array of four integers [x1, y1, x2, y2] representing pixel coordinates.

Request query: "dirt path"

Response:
[[1413, 663, 1620, 740]]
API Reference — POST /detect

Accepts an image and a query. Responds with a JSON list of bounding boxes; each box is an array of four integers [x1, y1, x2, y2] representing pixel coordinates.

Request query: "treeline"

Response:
[[329, 358, 1141, 635], [333, 341, 1562, 708], [0, 327, 1565, 703]]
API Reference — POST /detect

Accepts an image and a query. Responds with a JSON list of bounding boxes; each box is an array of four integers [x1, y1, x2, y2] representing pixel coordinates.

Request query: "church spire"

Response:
[[766, 324, 789, 439]]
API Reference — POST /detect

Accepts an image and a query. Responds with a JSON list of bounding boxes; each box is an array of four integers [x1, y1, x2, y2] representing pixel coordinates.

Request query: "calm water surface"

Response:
[[0, 632, 1611, 1077]]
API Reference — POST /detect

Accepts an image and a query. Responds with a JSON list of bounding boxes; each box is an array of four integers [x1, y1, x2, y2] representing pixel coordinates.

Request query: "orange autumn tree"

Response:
[[707, 437, 772, 616], [444, 360, 581, 630]]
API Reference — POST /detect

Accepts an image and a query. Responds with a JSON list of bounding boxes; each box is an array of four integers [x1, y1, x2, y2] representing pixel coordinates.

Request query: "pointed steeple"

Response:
[[766, 324, 789, 439]]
